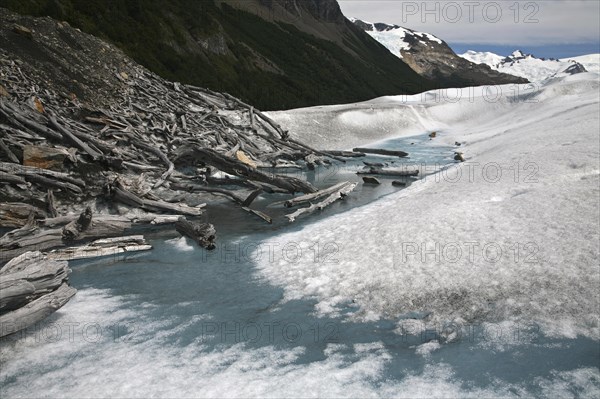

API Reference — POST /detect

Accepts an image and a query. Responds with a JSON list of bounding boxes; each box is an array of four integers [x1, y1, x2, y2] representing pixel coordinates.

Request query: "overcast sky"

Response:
[[338, 0, 600, 56]]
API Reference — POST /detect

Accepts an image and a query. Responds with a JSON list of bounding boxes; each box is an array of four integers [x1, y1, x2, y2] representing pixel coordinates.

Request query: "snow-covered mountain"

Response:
[[349, 18, 444, 58], [460, 50, 598, 82], [351, 18, 527, 87]]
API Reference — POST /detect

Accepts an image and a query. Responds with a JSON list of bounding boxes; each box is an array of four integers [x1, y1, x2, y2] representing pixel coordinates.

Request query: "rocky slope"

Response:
[[0, 0, 434, 110], [351, 18, 528, 86]]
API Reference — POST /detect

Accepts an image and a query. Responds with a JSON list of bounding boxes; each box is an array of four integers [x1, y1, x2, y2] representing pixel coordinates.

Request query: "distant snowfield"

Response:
[[266, 72, 600, 339], [460, 50, 600, 81]]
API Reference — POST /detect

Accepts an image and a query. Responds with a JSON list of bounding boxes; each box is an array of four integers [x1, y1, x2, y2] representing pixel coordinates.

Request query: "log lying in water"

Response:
[[105, 179, 205, 216], [0, 251, 76, 338], [242, 207, 273, 224], [362, 177, 381, 185], [175, 217, 216, 250], [42, 213, 181, 228], [177, 147, 317, 194], [357, 168, 419, 177], [170, 180, 261, 207], [271, 181, 356, 209], [352, 148, 409, 158], [47, 235, 152, 261], [286, 183, 356, 222], [325, 150, 366, 158]]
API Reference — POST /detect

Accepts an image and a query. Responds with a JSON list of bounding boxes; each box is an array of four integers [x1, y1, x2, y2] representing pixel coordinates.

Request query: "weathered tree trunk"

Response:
[[326, 150, 366, 158], [170, 180, 261, 206], [105, 179, 205, 216], [0, 251, 76, 338], [242, 207, 273, 224], [285, 183, 356, 222], [353, 148, 409, 157], [175, 217, 216, 250], [0, 203, 46, 228], [47, 114, 102, 160], [357, 168, 419, 177], [271, 181, 356, 209], [0, 137, 19, 163], [362, 177, 381, 185], [62, 206, 93, 241], [47, 235, 152, 261], [46, 189, 58, 218], [0, 283, 76, 337], [0, 162, 85, 193], [176, 147, 317, 194]]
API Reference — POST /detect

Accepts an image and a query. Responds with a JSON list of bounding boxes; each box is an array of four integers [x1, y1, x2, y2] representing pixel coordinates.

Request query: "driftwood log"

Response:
[[353, 148, 409, 157], [176, 147, 317, 194], [0, 203, 46, 228], [0, 208, 182, 261], [175, 217, 216, 250], [285, 183, 357, 222], [0, 251, 76, 338], [357, 168, 420, 177], [271, 181, 356, 209], [104, 179, 205, 216], [326, 150, 366, 158], [47, 235, 152, 261], [362, 177, 381, 185], [242, 207, 273, 224]]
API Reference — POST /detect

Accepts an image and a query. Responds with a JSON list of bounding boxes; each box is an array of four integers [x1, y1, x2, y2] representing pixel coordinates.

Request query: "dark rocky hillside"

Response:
[[0, 0, 435, 110]]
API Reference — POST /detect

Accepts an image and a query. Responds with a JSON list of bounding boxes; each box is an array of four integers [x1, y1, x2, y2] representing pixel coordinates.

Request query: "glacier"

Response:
[[264, 72, 600, 340]]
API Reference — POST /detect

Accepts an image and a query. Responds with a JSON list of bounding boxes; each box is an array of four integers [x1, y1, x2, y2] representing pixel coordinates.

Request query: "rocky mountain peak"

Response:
[[351, 17, 528, 86]]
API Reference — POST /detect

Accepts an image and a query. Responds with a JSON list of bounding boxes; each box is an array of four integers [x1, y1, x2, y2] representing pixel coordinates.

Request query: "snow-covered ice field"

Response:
[[266, 72, 600, 339]]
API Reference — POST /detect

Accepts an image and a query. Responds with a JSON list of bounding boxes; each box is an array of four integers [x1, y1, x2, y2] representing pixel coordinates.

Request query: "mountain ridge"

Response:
[[460, 50, 597, 81], [351, 18, 529, 87]]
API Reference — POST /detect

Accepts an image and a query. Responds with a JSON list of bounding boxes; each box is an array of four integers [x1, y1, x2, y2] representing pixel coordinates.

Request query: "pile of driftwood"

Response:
[[0, 36, 350, 242], [0, 17, 366, 336]]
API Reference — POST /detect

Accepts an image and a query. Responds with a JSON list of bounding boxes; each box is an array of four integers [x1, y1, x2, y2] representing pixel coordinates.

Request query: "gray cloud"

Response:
[[338, 0, 600, 45]]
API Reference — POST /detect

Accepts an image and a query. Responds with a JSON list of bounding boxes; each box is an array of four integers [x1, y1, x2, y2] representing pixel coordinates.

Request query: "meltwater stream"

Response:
[[1, 133, 598, 398]]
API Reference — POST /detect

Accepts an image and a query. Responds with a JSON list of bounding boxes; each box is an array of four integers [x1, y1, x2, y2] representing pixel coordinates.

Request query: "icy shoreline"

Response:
[[264, 73, 600, 339]]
